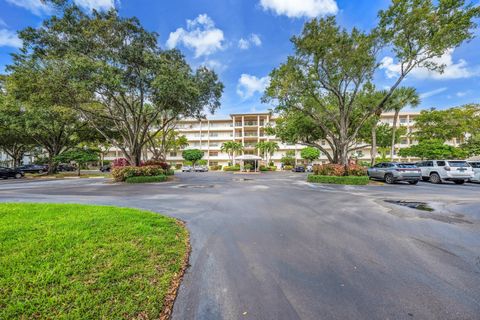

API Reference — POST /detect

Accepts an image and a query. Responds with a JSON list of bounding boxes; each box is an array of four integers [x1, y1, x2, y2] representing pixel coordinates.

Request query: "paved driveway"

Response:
[[1, 173, 479, 320]]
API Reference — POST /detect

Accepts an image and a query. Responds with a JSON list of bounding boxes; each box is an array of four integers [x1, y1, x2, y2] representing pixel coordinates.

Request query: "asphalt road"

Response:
[[1, 173, 479, 320]]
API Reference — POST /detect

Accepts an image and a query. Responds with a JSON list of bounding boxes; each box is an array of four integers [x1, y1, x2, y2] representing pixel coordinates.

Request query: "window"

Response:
[[436, 161, 446, 166], [447, 161, 469, 167], [209, 151, 218, 157], [170, 152, 177, 157], [209, 132, 218, 137], [210, 161, 218, 166], [425, 161, 433, 167], [374, 163, 384, 168], [470, 162, 480, 168]]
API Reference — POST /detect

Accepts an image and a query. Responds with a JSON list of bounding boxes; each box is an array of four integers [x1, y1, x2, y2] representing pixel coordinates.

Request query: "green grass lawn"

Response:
[[0, 203, 189, 320], [307, 175, 370, 185]]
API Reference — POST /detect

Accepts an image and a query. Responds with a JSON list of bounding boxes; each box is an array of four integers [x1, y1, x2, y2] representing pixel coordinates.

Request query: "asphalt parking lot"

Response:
[[0, 172, 479, 320]]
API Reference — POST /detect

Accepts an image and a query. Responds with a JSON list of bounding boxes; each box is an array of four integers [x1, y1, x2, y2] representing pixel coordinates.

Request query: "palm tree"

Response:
[[256, 141, 279, 165], [221, 141, 243, 165], [388, 87, 420, 160]]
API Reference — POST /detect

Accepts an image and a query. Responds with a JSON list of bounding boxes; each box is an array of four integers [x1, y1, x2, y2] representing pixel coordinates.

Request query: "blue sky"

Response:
[[1, 0, 480, 116]]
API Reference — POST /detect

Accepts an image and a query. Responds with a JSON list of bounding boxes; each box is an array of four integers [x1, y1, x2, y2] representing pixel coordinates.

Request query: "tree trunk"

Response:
[[390, 110, 400, 160], [77, 165, 81, 177], [370, 123, 378, 166]]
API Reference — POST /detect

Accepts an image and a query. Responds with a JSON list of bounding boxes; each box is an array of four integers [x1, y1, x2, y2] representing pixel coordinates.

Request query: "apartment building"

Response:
[[164, 111, 425, 167]]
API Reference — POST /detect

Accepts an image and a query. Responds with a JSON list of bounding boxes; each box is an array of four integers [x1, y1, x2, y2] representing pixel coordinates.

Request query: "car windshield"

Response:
[[396, 163, 416, 168], [447, 161, 470, 167]]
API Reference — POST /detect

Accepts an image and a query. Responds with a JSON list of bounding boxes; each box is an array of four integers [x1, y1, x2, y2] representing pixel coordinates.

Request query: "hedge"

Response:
[[112, 166, 165, 182], [307, 175, 369, 185], [223, 165, 240, 171], [125, 175, 167, 184]]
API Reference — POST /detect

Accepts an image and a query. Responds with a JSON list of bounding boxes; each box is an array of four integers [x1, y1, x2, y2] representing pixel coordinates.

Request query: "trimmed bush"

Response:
[[165, 169, 175, 176], [283, 165, 293, 170], [259, 165, 277, 172], [142, 160, 170, 170], [112, 158, 130, 167], [125, 175, 167, 184], [313, 163, 367, 176], [307, 175, 369, 185], [210, 165, 223, 171], [223, 165, 240, 171], [112, 166, 165, 182]]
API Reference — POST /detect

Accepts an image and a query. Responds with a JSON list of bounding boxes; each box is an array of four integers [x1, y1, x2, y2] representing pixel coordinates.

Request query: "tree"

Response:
[[461, 134, 480, 157], [55, 148, 99, 176], [300, 147, 320, 164], [11, 6, 223, 166], [412, 105, 480, 142], [263, 1, 479, 166], [388, 88, 420, 160], [362, 123, 407, 162], [5, 67, 99, 174], [147, 125, 189, 161], [220, 141, 244, 165], [182, 149, 204, 167], [255, 141, 279, 165], [0, 79, 33, 167], [398, 140, 467, 160], [281, 150, 296, 166]]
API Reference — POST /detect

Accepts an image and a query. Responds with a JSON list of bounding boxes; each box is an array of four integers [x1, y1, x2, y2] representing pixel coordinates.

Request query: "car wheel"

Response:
[[454, 180, 465, 185], [14, 173, 23, 179], [384, 173, 395, 184], [408, 180, 418, 185], [38, 170, 44, 174], [429, 173, 442, 184]]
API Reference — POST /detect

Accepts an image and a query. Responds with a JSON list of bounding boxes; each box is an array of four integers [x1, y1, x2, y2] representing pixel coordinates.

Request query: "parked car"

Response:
[[182, 165, 192, 172], [194, 165, 209, 172], [0, 166, 24, 179], [58, 164, 76, 172], [100, 164, 111, 172], [416, 160, 474, 184], [467, 161, 480, 183], [16, 164, 48, 174], [292, 166, 306, 172], [367, 162, 421, 184]]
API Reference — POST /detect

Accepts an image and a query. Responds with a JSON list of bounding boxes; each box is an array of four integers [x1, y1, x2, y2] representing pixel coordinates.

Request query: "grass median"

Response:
[[125, 175, 168, 183], [0, 203, 189, 320], [307, 174, 369, 185]]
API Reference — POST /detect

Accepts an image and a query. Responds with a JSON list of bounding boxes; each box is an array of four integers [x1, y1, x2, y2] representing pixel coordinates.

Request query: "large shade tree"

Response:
[[10, 6, 223, 166], [263, 0, 479, 166]]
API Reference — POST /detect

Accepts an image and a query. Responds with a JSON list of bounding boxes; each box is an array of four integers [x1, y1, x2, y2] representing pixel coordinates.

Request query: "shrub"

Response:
[[259, 165, 277, 172], [165, 169, 175, 176], [210, 165, 223, 171], [112, 166, 165, 182], [307, 175, 369, 185], [244, 163, 253, 171], [197, 159, 208, 166], [142, 160, 170, 170], [313, 163, 367, 176], [175, 163, 182, 170], [125, 175, 167, 184], [223, 165, 240, 171], [112, 158, 130, 168], [283, 165, 293, 170]]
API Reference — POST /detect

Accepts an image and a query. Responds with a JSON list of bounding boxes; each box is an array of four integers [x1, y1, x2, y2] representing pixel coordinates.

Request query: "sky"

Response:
[[1, 0, 480, 116]]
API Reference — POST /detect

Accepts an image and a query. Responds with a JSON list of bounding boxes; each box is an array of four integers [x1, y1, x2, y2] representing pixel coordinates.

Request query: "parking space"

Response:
[[0, 171, 479, 319]]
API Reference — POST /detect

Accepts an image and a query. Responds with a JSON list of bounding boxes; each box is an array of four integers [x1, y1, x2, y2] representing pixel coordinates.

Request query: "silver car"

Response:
[[367, 162, 422, 184], [468, 161, 480, 183]]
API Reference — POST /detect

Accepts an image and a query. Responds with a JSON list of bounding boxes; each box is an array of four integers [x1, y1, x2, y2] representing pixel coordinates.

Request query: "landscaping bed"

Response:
[[307, 175, 369, 185], [0, 203, 189, 320]]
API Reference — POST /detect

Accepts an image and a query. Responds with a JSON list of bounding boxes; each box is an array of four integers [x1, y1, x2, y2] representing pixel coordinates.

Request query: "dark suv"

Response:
[[0, 167, 24, 179], [16, 164, 48, 174], [367, 162, 422, 184]]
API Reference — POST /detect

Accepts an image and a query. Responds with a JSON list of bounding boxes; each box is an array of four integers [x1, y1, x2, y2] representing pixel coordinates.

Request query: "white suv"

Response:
[[416, 160, 474, 184]]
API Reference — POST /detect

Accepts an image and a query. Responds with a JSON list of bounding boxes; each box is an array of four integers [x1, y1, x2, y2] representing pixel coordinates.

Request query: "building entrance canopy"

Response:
[[235, 155, 262, 161]]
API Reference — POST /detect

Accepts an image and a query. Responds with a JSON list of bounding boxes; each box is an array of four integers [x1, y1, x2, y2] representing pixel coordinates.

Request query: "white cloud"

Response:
[[380, 49, 479, 80], [419, 87, 447, 99], [456, 91, 470, 97], [0, 29, 22, 48], [5, 0, 52, 15], [74, 0, 116, 11], [237, 74, 270, 99], [259, 0, 338, 18], [238, 33, 262, 50], [166, 14, 224, 58], [0, 19, 7, 27]]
